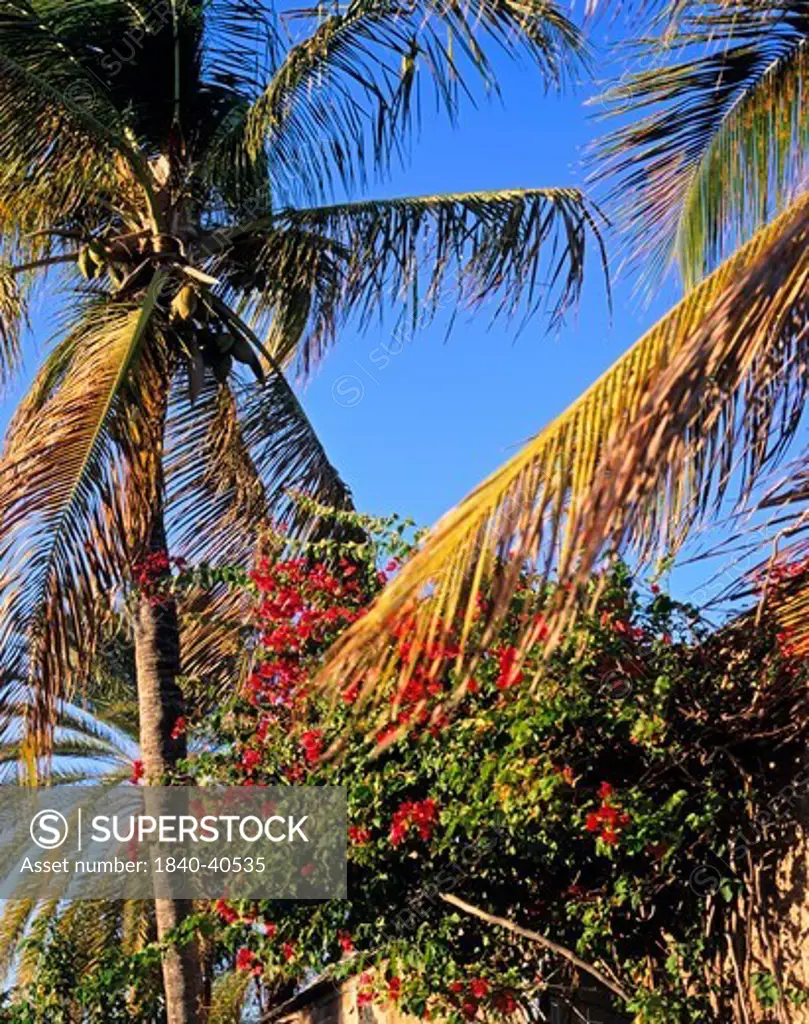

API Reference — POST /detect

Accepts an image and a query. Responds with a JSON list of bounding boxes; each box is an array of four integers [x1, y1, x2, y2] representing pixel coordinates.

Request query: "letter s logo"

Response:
[[30, 810, 69, 850]]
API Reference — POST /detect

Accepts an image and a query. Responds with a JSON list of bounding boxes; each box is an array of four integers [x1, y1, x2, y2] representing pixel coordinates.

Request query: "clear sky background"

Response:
[[2, 16, 791, 615]]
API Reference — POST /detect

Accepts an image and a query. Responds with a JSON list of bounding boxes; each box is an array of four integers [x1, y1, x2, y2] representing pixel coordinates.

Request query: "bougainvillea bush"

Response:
[[175, 506, 809, 1024], [5, 507, 807, 1023]]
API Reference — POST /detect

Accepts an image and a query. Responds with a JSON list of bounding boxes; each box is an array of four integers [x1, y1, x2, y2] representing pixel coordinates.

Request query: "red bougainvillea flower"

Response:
[[214, 899, 239, 925], [130, 760, 144, 785], [470, 979, 489, 999], [241, 748, 261, 773], [348, 825, 371, 845], [282, 941, 297, 961], [389, 798, 439, 846], [300, 729, 324, 765], [461, 997, 479, 1019], [236, 948, 255, 971], [338, 931, 354, 953], [586, 784, 630, 846], [357, 975, 374, 1008], [448, 982, 463, 994], [387, 977, 402, 1001], [170, 716, 186, 740], [493, 991, 517, 1014], [263, 921, 277, 937], [284, 762, 305, 782], [496, 646, 523, 690]]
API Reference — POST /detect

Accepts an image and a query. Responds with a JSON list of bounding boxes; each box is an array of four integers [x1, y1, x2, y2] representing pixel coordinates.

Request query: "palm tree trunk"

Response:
[[134, 510, 205, 1024]]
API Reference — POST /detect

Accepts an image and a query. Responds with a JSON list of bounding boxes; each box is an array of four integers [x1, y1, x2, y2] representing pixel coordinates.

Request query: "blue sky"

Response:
[[294, 29, 709, 593]]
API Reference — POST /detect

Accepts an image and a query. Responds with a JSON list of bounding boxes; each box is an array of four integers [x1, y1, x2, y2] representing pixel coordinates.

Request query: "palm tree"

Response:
[[0, 677, 251, 1020], [0, 696, 158, 1017], [0, 695, 139, 785], [318, 1, 809, 708], [0, 1, 605, 1018]]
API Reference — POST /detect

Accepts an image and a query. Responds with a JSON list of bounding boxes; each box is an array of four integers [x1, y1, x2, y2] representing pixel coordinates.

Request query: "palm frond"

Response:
[[595, 1, 809, 288], [218, 188, 607, 375], [315, 192, 809, 707], [246, 0, 584, 198], [0, 278, 164, 741], [166, 362, 354, 703], [713, 452, 809, 651], [0, 265, 26, 391], [0, 2, 155, 235], [167, 370, 354, 565], [202, 0, 282, 98], [121, 899, 152, 955], [0, 899, 35, 983], [208, 969, 251, 1024], [17, 899, 60, 987]]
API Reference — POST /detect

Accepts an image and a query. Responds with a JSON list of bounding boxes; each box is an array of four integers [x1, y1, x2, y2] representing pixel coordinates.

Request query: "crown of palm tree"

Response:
[[0, 0, 606, 735]]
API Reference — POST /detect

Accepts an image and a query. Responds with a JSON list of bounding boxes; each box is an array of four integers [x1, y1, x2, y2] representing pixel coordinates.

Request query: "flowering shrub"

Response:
[[177, 508, 809, 1024]]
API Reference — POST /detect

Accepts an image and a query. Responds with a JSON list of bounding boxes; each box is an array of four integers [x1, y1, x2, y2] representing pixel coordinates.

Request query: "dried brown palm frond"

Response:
[[208, 969, 251, 1024], [0, 266, 26, 390], [166, 373, 354, 701], [0, 898, 36, 983], [0, 278, 166, 741], [706, 450, 809, 653], [314, 191, 809, 712]]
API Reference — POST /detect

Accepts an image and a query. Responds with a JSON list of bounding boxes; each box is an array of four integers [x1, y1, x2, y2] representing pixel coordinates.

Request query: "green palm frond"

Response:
[[316, 193, 809, 708], [219, 188, 606, 375], [0, 277, 165, 738], [0, 691, 142, 975], [595, 0, 809, 288], [16, 899, 60, 987], [0, 3, 156, 234], [0, 643, 138, 787], [247, 0, 584, 196]]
